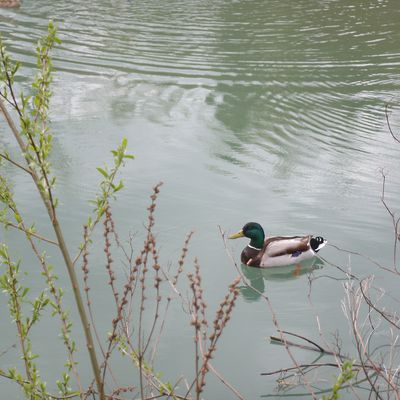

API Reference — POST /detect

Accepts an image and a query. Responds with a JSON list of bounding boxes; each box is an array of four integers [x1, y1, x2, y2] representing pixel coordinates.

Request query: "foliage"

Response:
[[322, 361, 356, 400], [0, 22, 241, 400], [0, 245, 49, 399]]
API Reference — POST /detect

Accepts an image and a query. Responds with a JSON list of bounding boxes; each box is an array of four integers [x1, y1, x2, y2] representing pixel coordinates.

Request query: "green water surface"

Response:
[[1, 1, 400, 398]]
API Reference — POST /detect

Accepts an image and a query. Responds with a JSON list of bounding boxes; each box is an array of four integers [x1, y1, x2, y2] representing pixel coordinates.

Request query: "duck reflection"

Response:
[[239, 258, 324, 302]]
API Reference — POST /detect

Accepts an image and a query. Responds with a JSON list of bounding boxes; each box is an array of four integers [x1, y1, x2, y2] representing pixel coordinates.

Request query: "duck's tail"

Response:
[[310, 236, 326, 252]]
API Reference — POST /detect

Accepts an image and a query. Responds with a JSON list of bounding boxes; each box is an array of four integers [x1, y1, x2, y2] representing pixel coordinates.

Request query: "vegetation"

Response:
[[0, 22, 241, 400], [322, 361, 356, 400]]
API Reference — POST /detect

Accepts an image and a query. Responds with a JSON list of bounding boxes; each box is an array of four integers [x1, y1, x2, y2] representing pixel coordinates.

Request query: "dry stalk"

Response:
[[199, 275, 241, 392], [104, 205, 120, 306], [150, 231, 194, 366], [99, 183, 164, 398], [381, 170, 400, 271], [137, 182, 163, 398], [342, 278, 400, 399], [186, 257, 242, 399]]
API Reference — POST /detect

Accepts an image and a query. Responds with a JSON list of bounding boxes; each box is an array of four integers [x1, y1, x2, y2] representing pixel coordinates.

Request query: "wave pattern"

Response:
[[1, 0, 400, 190], [2, 3, 400, 397]]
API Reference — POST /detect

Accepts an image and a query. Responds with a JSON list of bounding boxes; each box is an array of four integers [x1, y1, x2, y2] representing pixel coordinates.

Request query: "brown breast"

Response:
[[241, 246, 262, 267]]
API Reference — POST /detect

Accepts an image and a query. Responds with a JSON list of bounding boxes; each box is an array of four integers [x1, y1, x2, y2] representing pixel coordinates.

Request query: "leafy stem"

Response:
[[73, 137, 134, 266], [0, 22, 105, 400]]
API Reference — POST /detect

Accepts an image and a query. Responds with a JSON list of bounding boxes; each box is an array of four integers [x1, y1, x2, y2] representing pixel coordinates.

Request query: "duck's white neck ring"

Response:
[[247, 244, 262, 251]]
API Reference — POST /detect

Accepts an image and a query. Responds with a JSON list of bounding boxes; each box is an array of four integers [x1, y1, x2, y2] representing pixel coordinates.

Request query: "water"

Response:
[[1, 0, 400, 398]]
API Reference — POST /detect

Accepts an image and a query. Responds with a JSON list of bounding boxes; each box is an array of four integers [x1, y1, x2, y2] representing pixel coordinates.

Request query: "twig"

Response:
[[207, 362, 245, 400], [0, 343, 16, 358], [150, 232, 194, 366], [261, 362, 343, 376], [4, 222, 58, 246], [385, 102, 400, 144], [380, 170, 400, 270], [0, 152, 33, 175], [326, 244, 383, 273], [359, 278, 400, 330], [0, 367, 84, 400], [345, 282, 386, 400], [261, 361, 386, 377], [277, 330, 326, 353], [0, 75, 103, 399]]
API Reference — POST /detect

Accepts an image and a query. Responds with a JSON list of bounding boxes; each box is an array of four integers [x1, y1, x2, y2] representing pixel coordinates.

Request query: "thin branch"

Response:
[[359, 278, 400, 331], [0, 152, 32, 175], [380, 170, 400, 270], [0, 91, 16, 109], [0, 99, 27, 151], [0, 44, 23, 117], [0, 368, 86, 399], [261, 362, 386, 377], [277, 330, 326, 353], [5, 222, 58, 246], [0, 65, 104, 400], [385, 102, 400, 144], [326, 244, 383, 271], [0, 343, 16, 358], [207, 362, 245, 400], [270, 334, 347, 359], [261, 362, 343, 376]]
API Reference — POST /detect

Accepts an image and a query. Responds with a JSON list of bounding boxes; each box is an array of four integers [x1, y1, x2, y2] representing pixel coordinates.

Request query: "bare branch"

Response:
[[385, 102, 400, 144], [359, 278, 400, 331], [0, 152, 32, 175], [277, 330, 326, 353], [380, 170, 400, 269]]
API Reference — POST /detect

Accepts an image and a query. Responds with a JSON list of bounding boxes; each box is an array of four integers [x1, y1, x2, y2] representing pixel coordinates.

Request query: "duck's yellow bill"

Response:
[[228, 230, 245, 239]]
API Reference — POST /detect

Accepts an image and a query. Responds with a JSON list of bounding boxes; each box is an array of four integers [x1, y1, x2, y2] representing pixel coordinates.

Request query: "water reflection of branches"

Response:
[[220, 114, 400, 399], [221, 107, 400, 397]]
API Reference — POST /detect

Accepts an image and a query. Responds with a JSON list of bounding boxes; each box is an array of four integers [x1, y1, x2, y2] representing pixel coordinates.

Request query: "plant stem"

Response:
[[8, 263, 33, 387], [5, 222, 58, 246], [52, 218, 103, 398], [0, 98, 104, 399]]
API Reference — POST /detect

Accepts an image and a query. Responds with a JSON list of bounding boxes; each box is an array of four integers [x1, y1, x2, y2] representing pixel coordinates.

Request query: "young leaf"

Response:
[[96, 167, 109, 179]]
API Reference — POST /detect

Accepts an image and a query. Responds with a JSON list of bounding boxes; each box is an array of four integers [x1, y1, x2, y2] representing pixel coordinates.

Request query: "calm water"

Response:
[[1, 0, 400, 398]]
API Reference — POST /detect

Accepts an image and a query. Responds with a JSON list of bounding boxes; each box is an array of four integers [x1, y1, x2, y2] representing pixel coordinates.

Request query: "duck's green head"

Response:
[[228, 222, 265, 249]]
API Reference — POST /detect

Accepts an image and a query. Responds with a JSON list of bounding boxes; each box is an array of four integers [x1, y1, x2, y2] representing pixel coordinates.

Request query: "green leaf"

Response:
[[14, 213, 22, 224], [113, 181, 124, 193], [21, 287, 30, 298], [0, 245, 8, 259], [96, 167, 108, 178]]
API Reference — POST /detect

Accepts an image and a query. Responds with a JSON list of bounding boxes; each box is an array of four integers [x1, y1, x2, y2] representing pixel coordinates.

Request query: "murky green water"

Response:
[[1, 1, 400, 398]]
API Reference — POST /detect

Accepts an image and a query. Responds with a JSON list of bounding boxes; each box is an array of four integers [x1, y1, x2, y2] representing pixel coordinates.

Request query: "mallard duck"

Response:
[[228, 222, 326, 268]]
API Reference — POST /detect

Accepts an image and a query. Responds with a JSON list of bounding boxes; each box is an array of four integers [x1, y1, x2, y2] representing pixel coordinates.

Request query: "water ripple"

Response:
[[1, 0, 400, 169]]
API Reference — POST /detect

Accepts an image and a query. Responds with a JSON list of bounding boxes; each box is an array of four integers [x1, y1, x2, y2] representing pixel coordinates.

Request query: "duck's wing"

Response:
[[264, 235, 311, 257]]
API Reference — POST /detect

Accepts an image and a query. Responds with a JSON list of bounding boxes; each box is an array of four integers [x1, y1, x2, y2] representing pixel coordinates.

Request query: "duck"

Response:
[[228, 222, 326, 268]]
